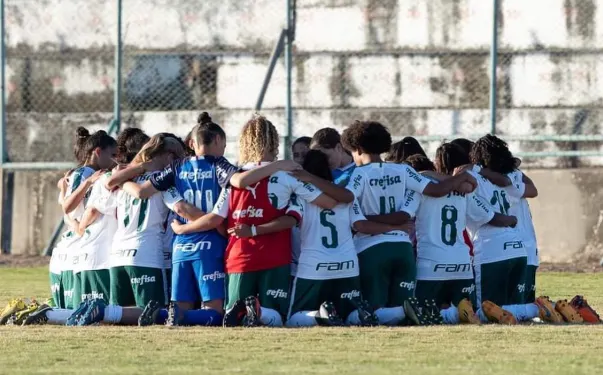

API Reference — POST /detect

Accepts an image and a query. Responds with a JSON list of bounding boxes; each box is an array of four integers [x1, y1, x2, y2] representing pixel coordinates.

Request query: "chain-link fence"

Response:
[[5, 0, 116, 164], [3, 0, 603, 255]]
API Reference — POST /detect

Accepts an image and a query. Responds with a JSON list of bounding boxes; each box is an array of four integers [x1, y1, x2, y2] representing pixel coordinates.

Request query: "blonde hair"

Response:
[[132, 134, 184, 164], [238, 114, 279, 164]]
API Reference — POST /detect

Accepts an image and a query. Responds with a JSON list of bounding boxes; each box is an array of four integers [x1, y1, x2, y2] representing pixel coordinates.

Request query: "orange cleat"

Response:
[[458, 298, 480, 324], [555, 299, 583, 323], [482, 300, 517, 325], [570, 295, 601, 324], [535, 296, 564, 324]]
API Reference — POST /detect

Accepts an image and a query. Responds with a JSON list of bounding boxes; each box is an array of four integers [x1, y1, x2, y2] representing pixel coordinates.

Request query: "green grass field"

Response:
[[1, 267, 603, 375]]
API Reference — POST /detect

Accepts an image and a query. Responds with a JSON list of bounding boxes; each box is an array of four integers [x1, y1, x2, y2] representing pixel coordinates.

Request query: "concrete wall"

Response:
[[3, 0, 603, 167], [5, 166, 603, 263]]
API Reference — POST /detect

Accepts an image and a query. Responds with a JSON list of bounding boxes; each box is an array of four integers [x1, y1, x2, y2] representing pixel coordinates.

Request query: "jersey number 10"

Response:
[[184, 189, 214, 211]]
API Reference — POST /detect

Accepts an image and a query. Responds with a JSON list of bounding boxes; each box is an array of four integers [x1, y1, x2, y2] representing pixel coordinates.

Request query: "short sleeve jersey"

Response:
[[295, 199, 364, 280], [506, 169, 538, 266], [345, 162, 430, 253], [74, 173, 117, 273], [466, 168, 526, 264], [404, 186, 494, 281], [56, 166, 95, 272], [94, 172, 179, 269], [212, 162, 320, 273], [149, 155, 237, 263]]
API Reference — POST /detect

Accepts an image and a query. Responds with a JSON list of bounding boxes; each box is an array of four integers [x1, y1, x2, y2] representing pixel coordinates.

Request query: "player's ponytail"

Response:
[[74, 127, 91, 165], [132, 134, 184, 165], [192, 111, 226, 148]]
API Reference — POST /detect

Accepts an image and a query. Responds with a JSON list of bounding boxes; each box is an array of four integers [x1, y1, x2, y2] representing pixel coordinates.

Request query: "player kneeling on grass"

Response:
[[400, 152, 517, 325], [285, 150, 413, 327], [338, 121, 477, 326], [172, 115, 353, 327]]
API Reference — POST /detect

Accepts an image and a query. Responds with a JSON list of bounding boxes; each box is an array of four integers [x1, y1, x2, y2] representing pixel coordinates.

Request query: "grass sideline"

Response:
[[1, 268, 603, 375]]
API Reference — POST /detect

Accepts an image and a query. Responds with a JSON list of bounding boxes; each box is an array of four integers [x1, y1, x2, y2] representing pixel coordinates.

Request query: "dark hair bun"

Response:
[[198, 112, 212, 124], [76, 126, 90, 139]]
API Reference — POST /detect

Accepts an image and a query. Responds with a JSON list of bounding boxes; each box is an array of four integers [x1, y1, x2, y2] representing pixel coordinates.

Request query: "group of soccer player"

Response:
[[1, 112, 601, 327]]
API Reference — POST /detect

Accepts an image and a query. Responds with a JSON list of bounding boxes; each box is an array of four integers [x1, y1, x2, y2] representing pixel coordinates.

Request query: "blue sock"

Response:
[[182, 309, 222, 326], [156, 309, 168, 324]]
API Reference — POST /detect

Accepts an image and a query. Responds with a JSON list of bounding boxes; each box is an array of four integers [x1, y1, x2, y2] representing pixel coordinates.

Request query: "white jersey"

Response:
[[345, 162, 430, 253], [51, 166, 95, 273], [73, 173, 117, 274], [404, 187, 494, 280], [506, 170, 538, 266], [92, 172, 183, 269], [296, 200, 365, 280], [466, 168, 526, 265]]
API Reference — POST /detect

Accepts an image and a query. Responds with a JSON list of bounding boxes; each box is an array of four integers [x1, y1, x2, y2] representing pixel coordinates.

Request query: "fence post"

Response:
[[114, 0, 123, 133], [284, 0, 294, 160], [489, 0, 499, 135]]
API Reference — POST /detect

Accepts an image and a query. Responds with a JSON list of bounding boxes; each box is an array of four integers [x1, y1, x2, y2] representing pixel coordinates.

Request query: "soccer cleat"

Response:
[[23, 304, 52, 326], [458, 298, 480, 324], [350, 298, 378, 327], [45, 298, 56, 308], [165, 303, 182, 327], [223, 299, 247, 327], [422, 299, 443, 325], [77, 298, 106, 326], [9, 300, 40, 326], [0, 298, 28, 325], [138, 300, 162, 327], [555, 299, 584, 323], [65, 300, 91, 326], [403, 298, 423, 326], [315, 301, 345, 327], [243, 296, 261, 327], [535, 296, 564, 324], [570, 295, 601, 324], [481, 301, 517, 325]]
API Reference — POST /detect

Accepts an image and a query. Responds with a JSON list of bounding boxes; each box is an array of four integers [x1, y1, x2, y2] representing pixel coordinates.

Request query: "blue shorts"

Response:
[[171, 258, 225, 303]]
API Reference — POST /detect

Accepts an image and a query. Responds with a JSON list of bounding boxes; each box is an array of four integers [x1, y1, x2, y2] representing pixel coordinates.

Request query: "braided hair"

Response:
[[470, 134, 516, 174]]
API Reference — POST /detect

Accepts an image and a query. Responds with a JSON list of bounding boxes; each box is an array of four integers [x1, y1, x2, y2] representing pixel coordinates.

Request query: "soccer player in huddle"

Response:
[[171, 115, 354, 327], [339, 121, 477, 325], [285, 150, 415, 327], [107, 113, 301, 326], [401, 150, 517, 325]]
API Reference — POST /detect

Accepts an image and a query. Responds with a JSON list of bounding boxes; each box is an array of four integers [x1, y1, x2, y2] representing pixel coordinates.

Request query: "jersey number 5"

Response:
[[440, 205, 458, 246], [320, 210, 339, 249]]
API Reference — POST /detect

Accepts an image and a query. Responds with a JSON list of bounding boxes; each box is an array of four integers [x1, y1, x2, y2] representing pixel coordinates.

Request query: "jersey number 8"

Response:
[[440, 205, 458, 246]]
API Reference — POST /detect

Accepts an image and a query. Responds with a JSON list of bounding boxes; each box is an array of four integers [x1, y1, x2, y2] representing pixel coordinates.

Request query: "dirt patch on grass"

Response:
[[0, 254, 50, 268]]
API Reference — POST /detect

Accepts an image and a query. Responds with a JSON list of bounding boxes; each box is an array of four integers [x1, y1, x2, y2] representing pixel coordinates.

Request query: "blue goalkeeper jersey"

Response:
[[150, 155, 238, 263]]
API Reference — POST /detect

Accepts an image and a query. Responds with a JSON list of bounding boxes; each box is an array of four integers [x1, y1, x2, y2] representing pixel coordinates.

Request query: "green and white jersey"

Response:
[[345, 162, 430, 253], [466, 168, 526, 265], [296, 200, 365, 280], [291, 226, 301, 276], [404, 187, 494, 281], [506, 170, 538, 266], [51, 166, 95, 273], [65, 166, 95, 222], [93, 172, 183, 269], [73, 174, 117, 274]]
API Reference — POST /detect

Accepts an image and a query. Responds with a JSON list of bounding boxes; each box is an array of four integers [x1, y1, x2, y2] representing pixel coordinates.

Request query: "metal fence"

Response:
[[2, 0, 603, 254]]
